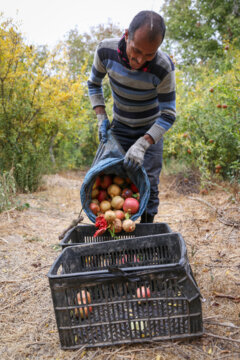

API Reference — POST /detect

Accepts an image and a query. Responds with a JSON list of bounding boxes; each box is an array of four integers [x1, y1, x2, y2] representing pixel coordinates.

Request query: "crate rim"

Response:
[[48, 232, 187, 279], [47, 262, 187, 280], [60, 222, 172, 247]]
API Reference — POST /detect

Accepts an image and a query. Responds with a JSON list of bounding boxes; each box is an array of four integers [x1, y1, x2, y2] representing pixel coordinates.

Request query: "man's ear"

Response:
[[125, 29, 129, 41]]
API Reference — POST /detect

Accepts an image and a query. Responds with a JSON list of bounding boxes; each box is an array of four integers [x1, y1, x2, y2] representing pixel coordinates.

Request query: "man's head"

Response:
[[125, 11, 165, 70]]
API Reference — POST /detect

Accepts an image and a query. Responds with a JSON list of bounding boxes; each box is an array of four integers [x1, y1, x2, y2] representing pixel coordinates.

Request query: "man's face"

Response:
[[125, 26, 162, 70]]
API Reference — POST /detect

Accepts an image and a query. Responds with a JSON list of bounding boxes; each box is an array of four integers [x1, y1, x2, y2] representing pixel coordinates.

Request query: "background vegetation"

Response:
[[0, 0, 239, 210]]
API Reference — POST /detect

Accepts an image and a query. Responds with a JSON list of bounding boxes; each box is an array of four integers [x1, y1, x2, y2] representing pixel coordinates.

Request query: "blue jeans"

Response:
[[111, 119, 163, 216]]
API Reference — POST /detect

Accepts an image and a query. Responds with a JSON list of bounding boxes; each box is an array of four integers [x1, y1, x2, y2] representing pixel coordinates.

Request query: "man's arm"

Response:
[[94, 106, 107, 116], [143, 134, 154, 145], [87, 44, 111, 142], [87, 43, 107, 109], [146, 69, 176, 143], [124, 67, 175, 170]]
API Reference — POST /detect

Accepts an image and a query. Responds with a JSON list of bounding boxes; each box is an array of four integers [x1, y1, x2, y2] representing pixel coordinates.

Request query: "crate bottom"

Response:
[[60, 331, 204, 350], [58, 314, 203, 349]]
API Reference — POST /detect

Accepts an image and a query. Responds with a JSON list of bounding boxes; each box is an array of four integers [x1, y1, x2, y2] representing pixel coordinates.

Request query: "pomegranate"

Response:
[[98, 190, 107, 202], [107, 184, 121, 198], [100, 200, 111, 213], [104, 210, 116, 223], [122, 219, 136, 232], [75, 290, 92, 319], [121, 254, 139, 264], [123, 198, 139, 214], [136, 286, 151, 299], [89, 202, 100, 215], [113, 176, 125, 186], [109, 218, 122, 233], [92, 176, 101, 190], [94, 215, 108, 237], [134, 193, 140, 201], [114, 210, 125, 220], [130, 183, 138, 193], [100, 175, 112, 189], [91, 199, 99, 205], [122, 188, 133, 199], [111, 196, 124, 210], [91, 188, 99, 199], [133, 254, 140, 263], [121, 254, 128, 264]]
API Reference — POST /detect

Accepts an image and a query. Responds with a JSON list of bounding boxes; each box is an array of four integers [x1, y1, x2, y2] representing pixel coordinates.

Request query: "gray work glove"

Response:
[[97, 114, 110, 143], [123, 136, 151, 171]]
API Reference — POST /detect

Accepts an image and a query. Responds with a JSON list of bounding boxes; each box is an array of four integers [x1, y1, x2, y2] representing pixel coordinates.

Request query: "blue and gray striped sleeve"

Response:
[[87, 43, 107, 109], [147, 68, 176, 143]]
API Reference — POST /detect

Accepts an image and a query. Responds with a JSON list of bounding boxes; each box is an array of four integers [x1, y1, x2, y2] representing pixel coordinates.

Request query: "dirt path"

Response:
[[0, 171, 239, 360]]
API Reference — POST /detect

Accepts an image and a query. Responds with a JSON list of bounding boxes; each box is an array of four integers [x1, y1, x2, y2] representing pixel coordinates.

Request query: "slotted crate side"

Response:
[[60, 223, 172, 249], [48, 271, 203, 349], [58, 233, 183, 273]]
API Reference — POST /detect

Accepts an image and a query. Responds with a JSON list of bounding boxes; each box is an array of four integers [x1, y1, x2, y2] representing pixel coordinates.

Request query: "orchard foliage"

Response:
[[161, 0, 240, 183], [161, 0, 240, 64], [65, 22, 123, 79], [0, 16, 99, 191], [164, 44, 240, 182]]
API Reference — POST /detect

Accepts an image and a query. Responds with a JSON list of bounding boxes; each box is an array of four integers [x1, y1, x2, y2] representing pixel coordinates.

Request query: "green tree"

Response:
[[65, 21, 123, 79], [163, 45, 240, 182], [161, 0, 240, 64], [0, 16, 92, 191]]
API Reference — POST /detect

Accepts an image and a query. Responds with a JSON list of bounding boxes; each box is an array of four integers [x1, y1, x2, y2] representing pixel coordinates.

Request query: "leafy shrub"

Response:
[[164, 44, 240, 183], [0, 169, 16, 212]]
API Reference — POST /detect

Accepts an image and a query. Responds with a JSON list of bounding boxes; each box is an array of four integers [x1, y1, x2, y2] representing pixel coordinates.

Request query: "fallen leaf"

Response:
[[211, 301, 220, 307], [213, 292, 240, 302]]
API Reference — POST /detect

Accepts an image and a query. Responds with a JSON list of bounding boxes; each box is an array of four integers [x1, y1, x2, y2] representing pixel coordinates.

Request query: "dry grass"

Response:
[[0, 171, 239, 360]]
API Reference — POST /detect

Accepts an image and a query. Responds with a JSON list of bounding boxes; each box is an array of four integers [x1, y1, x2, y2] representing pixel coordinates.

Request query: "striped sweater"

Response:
[[87, 36, 176, 143]]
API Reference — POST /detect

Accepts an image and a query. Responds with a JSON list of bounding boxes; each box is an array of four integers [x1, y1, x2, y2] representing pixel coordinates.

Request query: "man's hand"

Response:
[[123, 136, 152, 171], [97, 114, 110, 143]]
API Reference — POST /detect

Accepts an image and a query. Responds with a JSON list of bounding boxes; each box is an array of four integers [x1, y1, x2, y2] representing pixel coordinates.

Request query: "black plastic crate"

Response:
[[48, 233, 203, 349], [60, 222, 172, 249]]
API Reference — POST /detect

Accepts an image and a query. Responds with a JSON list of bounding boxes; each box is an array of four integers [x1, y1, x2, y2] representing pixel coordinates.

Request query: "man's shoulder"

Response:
[[97, 38, 120, 51], [154, 49, 175, 73]]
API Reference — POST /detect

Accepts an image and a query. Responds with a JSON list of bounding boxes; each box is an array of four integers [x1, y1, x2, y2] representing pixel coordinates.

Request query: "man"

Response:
[[87, 11, 176, 223]]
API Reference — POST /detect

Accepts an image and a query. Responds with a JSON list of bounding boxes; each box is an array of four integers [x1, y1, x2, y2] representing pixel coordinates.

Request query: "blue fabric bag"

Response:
[[80, 130, 150, 223]]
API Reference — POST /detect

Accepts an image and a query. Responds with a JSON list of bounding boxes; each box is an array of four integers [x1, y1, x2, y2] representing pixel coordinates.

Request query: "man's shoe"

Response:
[[140, 212, 155, 223]]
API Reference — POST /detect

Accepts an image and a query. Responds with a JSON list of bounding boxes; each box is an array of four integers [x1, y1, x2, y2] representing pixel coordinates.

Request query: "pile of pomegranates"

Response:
[[90, 174, 140, 237]]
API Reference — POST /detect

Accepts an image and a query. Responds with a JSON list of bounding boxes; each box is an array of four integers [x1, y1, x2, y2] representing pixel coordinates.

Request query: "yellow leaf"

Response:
[[80, 351, 87, 358], [208, 348, 212, 354]]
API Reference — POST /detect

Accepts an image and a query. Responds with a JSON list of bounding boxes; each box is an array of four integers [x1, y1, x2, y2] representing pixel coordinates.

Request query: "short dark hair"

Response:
[[128, 11, 166, 42]]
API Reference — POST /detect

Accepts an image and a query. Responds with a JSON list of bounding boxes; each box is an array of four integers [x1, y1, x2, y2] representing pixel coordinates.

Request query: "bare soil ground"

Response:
[[0, 171, 239, 360]]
